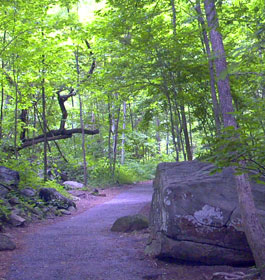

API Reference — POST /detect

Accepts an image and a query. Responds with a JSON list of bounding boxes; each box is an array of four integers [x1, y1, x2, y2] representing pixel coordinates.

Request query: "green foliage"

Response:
[[0, 0, 264, 191], [0, 199, 10, 224]]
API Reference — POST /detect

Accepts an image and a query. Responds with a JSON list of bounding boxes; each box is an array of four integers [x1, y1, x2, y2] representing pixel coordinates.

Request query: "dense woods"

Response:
[[0, 0, 264, 276]]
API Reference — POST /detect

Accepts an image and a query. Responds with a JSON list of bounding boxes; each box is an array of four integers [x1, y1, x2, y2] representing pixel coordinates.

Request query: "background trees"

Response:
[[0, 0, 264, 185]]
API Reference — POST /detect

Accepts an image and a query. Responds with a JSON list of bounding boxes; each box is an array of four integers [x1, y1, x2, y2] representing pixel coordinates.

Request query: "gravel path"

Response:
[[7, 182, 158, 280]]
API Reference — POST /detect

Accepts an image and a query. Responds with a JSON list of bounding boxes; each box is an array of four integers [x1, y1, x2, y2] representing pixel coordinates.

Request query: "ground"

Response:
[[0, 181, 252, 280]]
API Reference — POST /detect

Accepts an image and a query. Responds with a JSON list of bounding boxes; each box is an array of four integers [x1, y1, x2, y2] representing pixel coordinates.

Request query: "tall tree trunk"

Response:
[[204, 1, 265, 277], [75, 49, 88, 187], [107, 94, 112, 168], [171, 0, 192, 161], [156, 117, 161, 155], [164, 85, 179, 161], [41, 58, 48, 182], [13, 66, 18, 159], [195, 0, 221, 133], [180, 105, 192, 161], [112, 104, 121, 178], [121, 101, 126, 165]]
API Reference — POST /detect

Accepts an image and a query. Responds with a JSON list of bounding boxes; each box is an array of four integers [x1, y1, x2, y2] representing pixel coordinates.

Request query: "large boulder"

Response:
[[39, 188, 76, 209], [0, 166, 19, 197], [146, 161, 265, 266]]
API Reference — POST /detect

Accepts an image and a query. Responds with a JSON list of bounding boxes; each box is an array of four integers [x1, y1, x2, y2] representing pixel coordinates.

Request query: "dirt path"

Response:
[[6, 182, 159, 280]]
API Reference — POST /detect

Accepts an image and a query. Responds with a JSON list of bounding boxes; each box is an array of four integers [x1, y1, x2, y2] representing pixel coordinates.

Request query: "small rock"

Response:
[[111, 214, 149, 232], [9, 212, 26, 227], [20, 187, 36, 197], [0, 185, 9, 197], [68, 206, 76, 212], [8, 197, 20, 205], [32, 207, 44, 216], [0, 234, 16, 251], [63, 181, 84, 190], [60, 209, 71, 215]]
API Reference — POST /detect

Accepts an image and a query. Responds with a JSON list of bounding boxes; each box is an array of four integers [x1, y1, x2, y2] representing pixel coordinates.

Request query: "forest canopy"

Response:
[[0, 0, 264, 186]]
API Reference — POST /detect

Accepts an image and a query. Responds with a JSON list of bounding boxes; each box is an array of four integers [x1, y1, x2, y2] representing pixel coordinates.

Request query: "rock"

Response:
[[68, 206, 76, 212], [111, 214, 149, 232], [8, 197, 20, 205], [63, 181, 84, 190], [0, 234, 16, 251], [0, 185, 9, 197], [146, 160, 265, 266], [8, 212, 26, 226], [0, 166, 19, 190], [39, 188, 76, 209], [20, 187, 36, 197], [60, 209, 71, 215], [31, 207, 43, 217]]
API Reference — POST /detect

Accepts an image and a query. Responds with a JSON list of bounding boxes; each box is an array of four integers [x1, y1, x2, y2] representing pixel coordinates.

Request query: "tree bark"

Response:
[[156, 117, 161, 155], [204, 0, 265, 277], [121, 101, 126, 165], [112, 103, 121, 178], [180, 105, 193, 161], [75, 49, 88, 187], [195, 0, 221, 133], [41, 59, 48, 182]]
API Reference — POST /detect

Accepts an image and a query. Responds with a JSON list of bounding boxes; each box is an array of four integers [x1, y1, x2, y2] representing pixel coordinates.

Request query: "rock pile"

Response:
[[0, 166, 76, 250]]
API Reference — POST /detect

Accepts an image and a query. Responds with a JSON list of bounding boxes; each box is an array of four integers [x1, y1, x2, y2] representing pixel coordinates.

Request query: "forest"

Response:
[[0, 0, 265, 277]]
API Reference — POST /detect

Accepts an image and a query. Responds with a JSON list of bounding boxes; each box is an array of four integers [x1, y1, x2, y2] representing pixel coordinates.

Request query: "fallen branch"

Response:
[[19, 128, 99, 150]]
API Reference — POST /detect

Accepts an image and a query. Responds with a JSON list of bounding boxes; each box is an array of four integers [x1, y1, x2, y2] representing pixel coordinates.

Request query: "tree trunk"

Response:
[[195, 0, 221, 133], [121, 101, 126, 165], [75, 49, 88, 187], [41, 65, 48, 182], [112, 104, 121, 178], [204, 0, 265, 277], [164, 85, 179, 161], [156, 117, 161, 155], [180, 105, 193, 161], [108, 94, 112, 167]]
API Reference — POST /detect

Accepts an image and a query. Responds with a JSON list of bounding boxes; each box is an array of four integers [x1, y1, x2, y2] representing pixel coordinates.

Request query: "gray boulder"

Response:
[[39, 188, 76, 209], [111, 214, 149, 232], [63, 181, 84, 190], [20, 187, 36, 197], [0, 234, 16, 251], [146, 161, 265, 266], [0, 166, 19, 198], [8, 212, 26, 227]]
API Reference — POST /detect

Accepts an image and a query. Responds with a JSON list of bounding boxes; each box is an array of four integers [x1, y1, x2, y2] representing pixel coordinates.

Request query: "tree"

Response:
[[204, 0, 265, 277]]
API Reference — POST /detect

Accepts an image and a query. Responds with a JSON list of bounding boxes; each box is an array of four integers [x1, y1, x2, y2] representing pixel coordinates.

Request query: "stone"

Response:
[[20, 187, 36, 197], [111, 214, 149, 232], [0, 234, 16, 251], [39, 188, 76, 209], [146, 160, 265, 266], [8, 212, 26, 227], [60, 209, 71, 215], [68, 206, 76, 212], [0, 185, 9, 197], [0, 166, 19, 189], [8, 197, 20, 205], [63, 181, 84, 190]]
